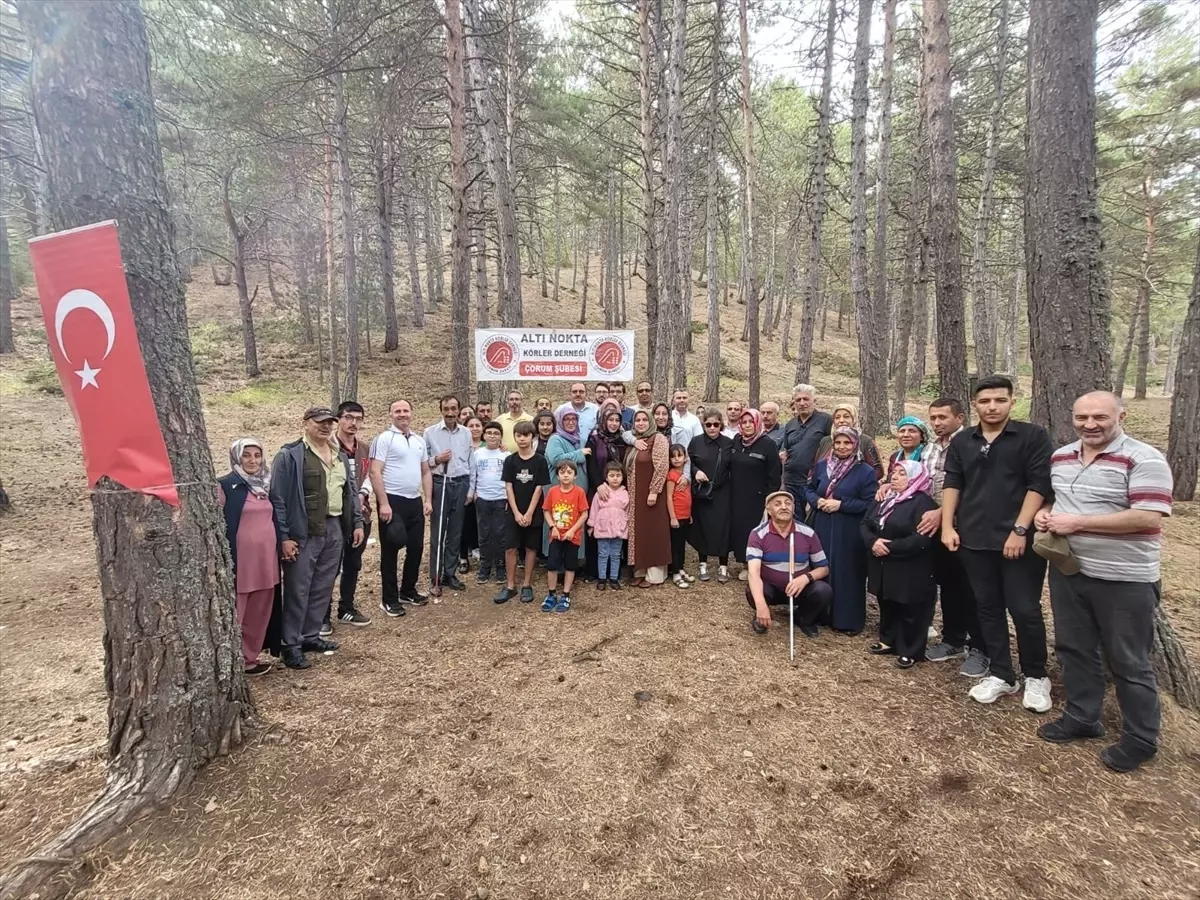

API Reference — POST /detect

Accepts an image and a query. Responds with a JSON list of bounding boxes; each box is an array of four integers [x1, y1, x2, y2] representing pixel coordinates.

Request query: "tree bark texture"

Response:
[[871, 0, 897, 382], [5, 4, 250, 895], [659, 0, 689, 395], [738, 0, 760, 405], [638, 0, 661, 377], [220, 168, 260, 378], [1166, 232, 1199, 500], [403, 186, 425, 328], [922, 0, 970, 407], [850, 0, 886, 435], [0, 215, 15, 354], [1025, 0, 1111, 445], [1134, 179, 1157, 400], [447, 0, 471, 398], [465, 0, 522, 327], [423, 174, 442, 312], [792, 0, 836, 380], [376, 141, 399, 351], [969, 0, 1008, 378], [323, 127, 340, 407], [333, 70, 359, 402], [704, 0, 724, 401]]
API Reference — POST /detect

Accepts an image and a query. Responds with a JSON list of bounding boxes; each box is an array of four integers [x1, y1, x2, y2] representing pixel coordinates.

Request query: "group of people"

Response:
[[218, 377, 1173, 773]]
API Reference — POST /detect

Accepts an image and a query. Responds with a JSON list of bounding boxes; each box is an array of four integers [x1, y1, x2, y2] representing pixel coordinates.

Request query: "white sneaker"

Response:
[[1022, 677, 1052, 713], [969, 676, 1021, 704], [698, 563, 710, 582], [681, 570, 696, 583], [927, 625, 939, 641], [737, 568, 749, 582], [717, 566, 730, 584], [672, 573, 690, 590]]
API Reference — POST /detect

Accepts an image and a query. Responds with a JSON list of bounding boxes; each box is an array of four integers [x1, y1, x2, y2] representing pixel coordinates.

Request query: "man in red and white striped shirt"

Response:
[[1034, 391, 1173, 773]]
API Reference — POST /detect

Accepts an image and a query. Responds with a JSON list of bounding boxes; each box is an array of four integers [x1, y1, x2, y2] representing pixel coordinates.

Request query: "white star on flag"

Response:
[[75, 359, 101, 389]]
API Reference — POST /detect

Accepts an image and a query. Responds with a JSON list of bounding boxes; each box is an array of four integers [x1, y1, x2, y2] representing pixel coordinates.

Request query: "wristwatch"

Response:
[[1012, 525, 1029, 537]]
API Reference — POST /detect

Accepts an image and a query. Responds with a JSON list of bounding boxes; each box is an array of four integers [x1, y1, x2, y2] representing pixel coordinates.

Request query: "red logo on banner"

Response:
[[590, 336, 628, 375], [481, 334, 519, 376], [29, 221, 179, 505]]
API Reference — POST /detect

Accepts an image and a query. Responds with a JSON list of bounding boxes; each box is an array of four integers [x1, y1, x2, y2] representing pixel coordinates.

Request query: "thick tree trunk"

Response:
[[871, 0, 897, 376], [553, 162, 562, 306], [704, 0, 724, 401], [1166, 232, 1199, 500], [969, 0, 1008, 378], [402, 187, 425, 328], [474, 179, 489, 329], [850, 0, 886, 435], [333, 71, 359, 402], [376, 142, 399, 351], [1163, 324, 1180, 396], [738, 0, 760, 404], [220, 169, 260, 378], [1002, 227, 1022, 375], [606, 169, 617, 330], [447, 0, 471, 398], [465, 0, 521, 327], [793, 0, 836, 380], [424, 174, 441, 312], [638, 0, 660, 374], [323, 128, 340, 407], [1026, 0, 1111, 445], [4, 5, 249, 896], [0, 215, 15, 354], [922, 0, 970, 407], [290, 168, 315, 344], [910, 229, 930, 391], [892, 209, 921, 419], [1133, 180, 1157, 401], [1113, 293, 1139, 398], [580, 224, 590, 325]]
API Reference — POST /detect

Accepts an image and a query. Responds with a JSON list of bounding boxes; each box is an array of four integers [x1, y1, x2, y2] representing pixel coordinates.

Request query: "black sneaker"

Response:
[[319, 617, 333, 637], [338, 607, 371, 626], [800, 624, 819, 639], [282, 648, 310, 670], [477, 569, 491, 585], [1038, 717, 1105, 744], [458, 559, 470, 574], [380, 599, 407, 618], [597, 580, 607, 592], [493, 571, 507, 584], [444, 576, 467, 592], [493, 587, 516, 604], [519, 586, 535, 603], [608, 579, 622, 591], [245, 662, 272, 676], [302, 638, 338, 654], [400, 591, 429, 607], [1100, 739, 1157, 773]]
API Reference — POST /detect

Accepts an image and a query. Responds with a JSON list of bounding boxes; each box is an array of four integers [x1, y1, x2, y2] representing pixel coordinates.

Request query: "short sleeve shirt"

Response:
[[543, 484, 590, 544], [370, 428, 426, 499], [1050, 433, 1172, 582], [746, 519, 828, 592], [503, 452, 550, 515], [667, 469, 692, 520]]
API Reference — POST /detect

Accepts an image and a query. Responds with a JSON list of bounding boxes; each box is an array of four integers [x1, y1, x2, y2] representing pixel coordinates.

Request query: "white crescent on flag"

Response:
[[54, 288, 116, 390]]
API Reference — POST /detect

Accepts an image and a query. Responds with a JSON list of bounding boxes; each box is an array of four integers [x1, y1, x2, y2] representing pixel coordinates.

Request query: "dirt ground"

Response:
[[1, 271, 1198, 900]]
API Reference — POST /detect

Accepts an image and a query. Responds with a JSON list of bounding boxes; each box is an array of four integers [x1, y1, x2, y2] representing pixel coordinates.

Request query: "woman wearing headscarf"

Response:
[[458, 415, 485, 574], [585, 400, 628, 579], [625, 409, 671, 586], [888, 415, 931, 466], [546, 405, 591, 566], [687, 408, 734, 583], [532, 410, 556, 456], [804, 427, 878, 634], [813, 403, 884, 481], [861, 461, 938, 667], [652, 402, 674, 439], [218, 438, 280, 676], [729, 409, 783, 580]]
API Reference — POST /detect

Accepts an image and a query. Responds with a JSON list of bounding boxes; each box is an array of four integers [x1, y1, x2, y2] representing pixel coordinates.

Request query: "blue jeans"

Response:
[[596, 538, 623, 580]]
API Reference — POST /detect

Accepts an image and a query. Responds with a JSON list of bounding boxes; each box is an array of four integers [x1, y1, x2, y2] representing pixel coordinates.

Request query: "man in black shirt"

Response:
[[780, 383, 833, 512], [942, 376, 1054, 712]]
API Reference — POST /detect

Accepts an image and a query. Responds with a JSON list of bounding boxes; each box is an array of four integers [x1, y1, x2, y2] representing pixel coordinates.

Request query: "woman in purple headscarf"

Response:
[[860, 460, 938, 668]]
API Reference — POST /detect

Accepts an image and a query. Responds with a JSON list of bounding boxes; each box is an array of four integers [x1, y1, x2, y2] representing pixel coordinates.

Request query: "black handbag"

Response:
[[692, 446, 722, 501]]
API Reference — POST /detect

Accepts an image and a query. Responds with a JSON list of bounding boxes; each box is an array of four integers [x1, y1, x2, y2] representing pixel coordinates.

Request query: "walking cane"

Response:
[[432, 461, 450, 601], [788, 529, 796, 663]]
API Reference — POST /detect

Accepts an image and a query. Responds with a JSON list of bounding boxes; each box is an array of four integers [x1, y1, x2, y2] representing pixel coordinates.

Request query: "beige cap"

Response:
[[1032, 531, 1081, 576]]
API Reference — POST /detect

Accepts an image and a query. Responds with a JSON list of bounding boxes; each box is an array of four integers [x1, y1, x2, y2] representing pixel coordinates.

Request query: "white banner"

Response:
[[474, 328, 636, 381]]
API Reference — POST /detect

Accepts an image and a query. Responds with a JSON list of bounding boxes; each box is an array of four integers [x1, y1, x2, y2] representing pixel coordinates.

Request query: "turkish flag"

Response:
[[29, 221, 179, 506]]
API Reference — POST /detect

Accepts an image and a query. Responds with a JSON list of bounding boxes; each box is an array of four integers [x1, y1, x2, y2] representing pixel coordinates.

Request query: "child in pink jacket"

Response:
[[589, 461, 630, 591]]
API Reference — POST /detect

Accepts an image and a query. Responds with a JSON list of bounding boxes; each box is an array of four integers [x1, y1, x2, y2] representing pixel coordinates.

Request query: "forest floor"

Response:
[[1, 268, 1198, 900]]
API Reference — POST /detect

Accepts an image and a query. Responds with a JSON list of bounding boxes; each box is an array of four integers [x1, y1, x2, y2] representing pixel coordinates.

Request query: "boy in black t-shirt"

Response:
[[497, 421, 549, 604]]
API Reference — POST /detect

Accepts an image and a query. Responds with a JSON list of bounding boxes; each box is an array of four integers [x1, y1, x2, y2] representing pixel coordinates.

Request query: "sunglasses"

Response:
[[704, 422, 722, 428]]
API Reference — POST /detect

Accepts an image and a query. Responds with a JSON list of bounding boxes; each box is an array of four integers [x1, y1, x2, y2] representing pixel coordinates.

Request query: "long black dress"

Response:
[[728, 434, 784, 563], [686, 431, 733, 561], [861, 492, 939, 660]]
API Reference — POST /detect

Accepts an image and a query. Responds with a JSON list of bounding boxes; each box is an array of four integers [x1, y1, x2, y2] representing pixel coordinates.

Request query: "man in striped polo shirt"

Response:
[[1034, 391, 1173, 773], [745, 491, 833, 637]]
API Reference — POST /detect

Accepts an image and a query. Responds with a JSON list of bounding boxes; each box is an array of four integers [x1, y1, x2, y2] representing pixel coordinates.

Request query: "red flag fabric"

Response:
[[29, 221, 179, 506]]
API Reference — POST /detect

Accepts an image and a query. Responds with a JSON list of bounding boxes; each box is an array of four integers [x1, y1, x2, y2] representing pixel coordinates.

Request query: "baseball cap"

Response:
[[1032, 531, 1081, 576], [303, 406, 337, 422]]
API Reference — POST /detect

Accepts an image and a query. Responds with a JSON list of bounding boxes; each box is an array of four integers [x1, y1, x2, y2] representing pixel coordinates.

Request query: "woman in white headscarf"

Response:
[[219, 438, 280, 676]]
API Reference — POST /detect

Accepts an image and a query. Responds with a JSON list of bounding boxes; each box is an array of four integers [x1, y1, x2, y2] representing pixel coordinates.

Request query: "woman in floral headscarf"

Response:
[[861, 460, 938, 667], [729, 409, 783, 580], [804, 427, 878, 634], [218, 438, 280, 676]]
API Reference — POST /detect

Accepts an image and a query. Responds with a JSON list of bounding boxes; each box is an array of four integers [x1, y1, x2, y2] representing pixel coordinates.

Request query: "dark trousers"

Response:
[[380, 494, 424, 602], [327, 517, 371, 620], [475, 498, 508, 576], [747, 578, 833, 627], [880, 598, 936, 660], [430, 476, 468, 582], [282, 517, 344, 649], [1050, 570, 1160, 749], [958, 547, 1048, 683], [669, 520, 691, 574], [933, 541, 984, 651]]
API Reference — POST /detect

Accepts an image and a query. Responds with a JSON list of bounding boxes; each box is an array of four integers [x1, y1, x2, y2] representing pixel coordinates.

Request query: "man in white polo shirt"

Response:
[[369, 398, 433, 616], [1034, 391, 1173, 773]]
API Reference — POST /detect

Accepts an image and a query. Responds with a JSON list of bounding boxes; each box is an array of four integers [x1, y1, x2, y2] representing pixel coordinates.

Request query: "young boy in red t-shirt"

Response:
[[541, 460, 589, 613], [666, 443, 695, 589]]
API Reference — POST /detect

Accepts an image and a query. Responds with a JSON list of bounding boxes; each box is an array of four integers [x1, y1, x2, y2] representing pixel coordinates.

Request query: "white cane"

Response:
[[788, 529, 796, 663], [433, 461, 450, 601]]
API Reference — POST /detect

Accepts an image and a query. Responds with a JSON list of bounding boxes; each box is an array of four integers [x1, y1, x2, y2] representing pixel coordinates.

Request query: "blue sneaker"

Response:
[[541, 592, 558, 612], [554, 593, 571, 613]]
